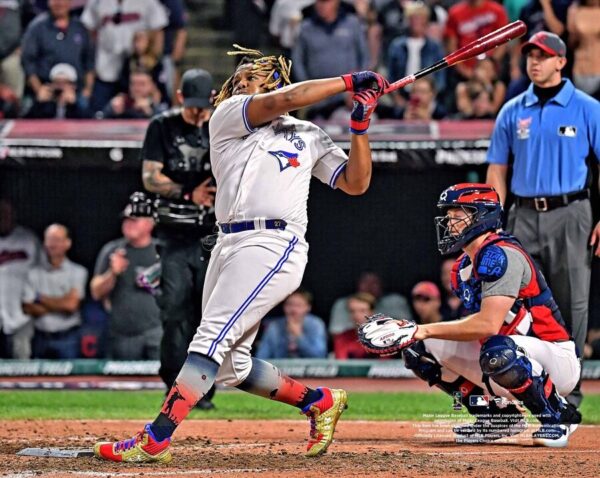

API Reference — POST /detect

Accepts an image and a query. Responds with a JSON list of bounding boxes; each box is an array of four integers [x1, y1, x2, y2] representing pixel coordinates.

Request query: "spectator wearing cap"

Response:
[[82, 0, 168, 113], [486, 30, 600, 408], [24, 63, 92, 118], [103, 68, 167, 119], [90, 204, 161, 360], [21, 0, 95, 104], [22, 224, 87, 359], [411, 281, 443, 325], [139, 68, 217, 409]]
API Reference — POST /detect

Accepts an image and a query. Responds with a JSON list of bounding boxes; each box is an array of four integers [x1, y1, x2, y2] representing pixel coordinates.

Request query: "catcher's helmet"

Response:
[[435, 183, 503, 255]]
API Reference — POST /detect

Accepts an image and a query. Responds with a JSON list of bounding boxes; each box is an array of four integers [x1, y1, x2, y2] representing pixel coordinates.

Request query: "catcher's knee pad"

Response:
[[402, 342, 442, 386], [479, 335, 532, 390]]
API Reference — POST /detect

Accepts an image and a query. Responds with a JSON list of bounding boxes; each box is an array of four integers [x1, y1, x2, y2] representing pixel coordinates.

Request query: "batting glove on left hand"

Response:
[[350, 89, 379, 135], [342, 71, 389, 94]]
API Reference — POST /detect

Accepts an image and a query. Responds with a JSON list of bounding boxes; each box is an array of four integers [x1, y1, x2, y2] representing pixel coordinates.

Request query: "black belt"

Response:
[[515, 189, 590, 212], [219, 219, 287, 234]]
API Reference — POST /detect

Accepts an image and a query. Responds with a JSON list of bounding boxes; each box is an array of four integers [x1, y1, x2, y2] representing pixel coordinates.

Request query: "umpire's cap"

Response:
[[521, 31, 566, 57], [181, 69, 213, 108]]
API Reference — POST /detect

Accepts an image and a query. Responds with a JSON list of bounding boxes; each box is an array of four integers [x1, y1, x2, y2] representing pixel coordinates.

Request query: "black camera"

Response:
[[128, 191, 154, 217]]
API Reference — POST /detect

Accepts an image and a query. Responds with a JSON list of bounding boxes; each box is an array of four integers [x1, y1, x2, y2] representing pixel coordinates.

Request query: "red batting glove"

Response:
[[349, 89, 379, 135]]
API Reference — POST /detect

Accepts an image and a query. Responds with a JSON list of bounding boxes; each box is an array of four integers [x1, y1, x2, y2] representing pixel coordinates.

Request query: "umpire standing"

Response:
[[141, 69, 217, 409], [486, 32, 600, 407]]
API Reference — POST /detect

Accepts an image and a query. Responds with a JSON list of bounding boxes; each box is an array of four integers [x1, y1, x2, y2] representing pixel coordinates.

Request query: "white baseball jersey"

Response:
[[187, 94, 350, 384], [0, 226, 41, 334], [209, 94, 349, 236]]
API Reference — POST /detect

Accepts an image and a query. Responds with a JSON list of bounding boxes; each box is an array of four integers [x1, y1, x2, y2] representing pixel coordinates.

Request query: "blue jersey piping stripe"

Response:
[[242, 95, 257, 133], [207, 236, 299, 357], [329, 160, 348, 188]]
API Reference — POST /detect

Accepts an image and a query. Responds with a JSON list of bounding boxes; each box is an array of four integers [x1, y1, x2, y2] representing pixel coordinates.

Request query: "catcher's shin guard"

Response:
[[403, 342, 526, 442], [479, 335, 581, 447]]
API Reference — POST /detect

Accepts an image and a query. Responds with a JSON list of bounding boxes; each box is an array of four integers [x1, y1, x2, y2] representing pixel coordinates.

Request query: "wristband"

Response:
[[341, 74, 353, 92], [349, 119, 370, 135]]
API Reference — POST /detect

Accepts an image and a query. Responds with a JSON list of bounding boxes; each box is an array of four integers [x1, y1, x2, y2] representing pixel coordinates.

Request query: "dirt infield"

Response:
[[2, 419, 599, 478]]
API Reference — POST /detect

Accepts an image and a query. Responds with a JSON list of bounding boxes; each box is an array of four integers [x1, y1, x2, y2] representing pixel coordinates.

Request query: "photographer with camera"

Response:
[[139, 68, 217, 409], [24, 63, 92, 119]]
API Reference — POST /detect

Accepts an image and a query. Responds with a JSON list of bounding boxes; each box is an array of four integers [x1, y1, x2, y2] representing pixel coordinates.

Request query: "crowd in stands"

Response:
[[0, 0, 187, 119], [1, 1, 600, 361], [2, 0, 599, 120]]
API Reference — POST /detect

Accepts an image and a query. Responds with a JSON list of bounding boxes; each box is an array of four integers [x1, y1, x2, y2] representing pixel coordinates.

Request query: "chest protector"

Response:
[[450, 232, 571, 343]]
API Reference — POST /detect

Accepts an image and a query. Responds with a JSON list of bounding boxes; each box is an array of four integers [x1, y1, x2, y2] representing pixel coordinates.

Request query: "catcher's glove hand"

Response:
[[358, 313, 418, 356]]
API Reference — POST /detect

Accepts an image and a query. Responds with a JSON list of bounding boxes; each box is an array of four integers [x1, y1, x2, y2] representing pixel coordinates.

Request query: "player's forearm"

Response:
[[416, 314, 498, 341], [248, 78, 346, 125], [142, 160, 183, 198], [90, 271, 117, 301], [340, 134, 372, 195], [485, 164, 508, 205]]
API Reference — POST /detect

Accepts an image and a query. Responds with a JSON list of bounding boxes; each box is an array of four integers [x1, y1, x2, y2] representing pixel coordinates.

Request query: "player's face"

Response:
[[526, 48, 566, 87], [232, 64, 270, 95], [446, 207, 471, 237], [347, 298, 373, 326]]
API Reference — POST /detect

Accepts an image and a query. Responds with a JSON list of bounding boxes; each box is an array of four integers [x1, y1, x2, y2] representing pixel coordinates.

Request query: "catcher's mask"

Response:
[[435, 183, 503, 255]]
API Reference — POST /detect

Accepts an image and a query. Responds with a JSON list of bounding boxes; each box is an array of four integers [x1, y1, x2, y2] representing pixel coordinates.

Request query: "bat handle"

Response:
[[384, 75, 416, 94]]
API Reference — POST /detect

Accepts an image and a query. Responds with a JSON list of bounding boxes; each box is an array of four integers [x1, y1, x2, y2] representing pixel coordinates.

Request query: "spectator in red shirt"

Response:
[[444, 0, 509, 80], [333, 292, 377, 359]]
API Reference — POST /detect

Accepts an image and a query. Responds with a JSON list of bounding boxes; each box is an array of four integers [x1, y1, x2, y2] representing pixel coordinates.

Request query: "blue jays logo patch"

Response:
[[268, 150, 301, 172]]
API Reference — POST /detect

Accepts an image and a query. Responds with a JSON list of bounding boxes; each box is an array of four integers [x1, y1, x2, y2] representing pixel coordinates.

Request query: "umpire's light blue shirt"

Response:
[[486, 79, 600, 197]]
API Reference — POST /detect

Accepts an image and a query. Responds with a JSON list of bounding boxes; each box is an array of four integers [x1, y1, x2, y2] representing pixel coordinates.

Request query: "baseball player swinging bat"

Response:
[[384, 20, 527, 94]]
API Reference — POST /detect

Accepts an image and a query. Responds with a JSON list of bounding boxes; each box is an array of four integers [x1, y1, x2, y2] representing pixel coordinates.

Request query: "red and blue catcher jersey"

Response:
[[451, 232, 571, 343]]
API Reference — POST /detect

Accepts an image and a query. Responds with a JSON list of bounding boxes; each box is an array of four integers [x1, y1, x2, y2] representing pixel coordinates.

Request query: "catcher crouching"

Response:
[[359, 183, 581, 448]]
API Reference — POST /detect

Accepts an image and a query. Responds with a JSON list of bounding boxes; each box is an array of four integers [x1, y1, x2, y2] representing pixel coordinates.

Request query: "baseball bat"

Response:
[[384, 20, 527, 94]]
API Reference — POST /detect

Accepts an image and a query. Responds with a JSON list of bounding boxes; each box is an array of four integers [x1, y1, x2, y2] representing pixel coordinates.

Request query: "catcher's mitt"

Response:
[[358, 313, 418, 356]]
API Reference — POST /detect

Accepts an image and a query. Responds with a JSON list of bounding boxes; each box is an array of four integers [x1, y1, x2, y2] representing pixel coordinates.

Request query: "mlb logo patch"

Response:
[[558, 125, 577, 137], [469, 395, 490, 407]]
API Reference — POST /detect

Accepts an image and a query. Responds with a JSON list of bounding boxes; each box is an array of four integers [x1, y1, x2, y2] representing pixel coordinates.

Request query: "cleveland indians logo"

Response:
[[268, 150, 301, 172]]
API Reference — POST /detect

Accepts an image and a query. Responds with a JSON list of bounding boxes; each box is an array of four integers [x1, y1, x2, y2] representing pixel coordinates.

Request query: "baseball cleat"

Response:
[[94, 424, 172, 463], [302, 387, 348, 457], [532, 423, 578, 448], [454, 414, 527, 443]]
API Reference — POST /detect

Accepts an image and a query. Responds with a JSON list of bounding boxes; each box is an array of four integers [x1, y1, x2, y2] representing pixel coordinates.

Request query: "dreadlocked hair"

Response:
[[214, 44, 292, 107]]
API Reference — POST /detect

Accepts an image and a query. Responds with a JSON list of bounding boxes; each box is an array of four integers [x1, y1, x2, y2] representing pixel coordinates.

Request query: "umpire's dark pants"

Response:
[[156, 236, 215, 401], [507, 198, 592, 406]]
